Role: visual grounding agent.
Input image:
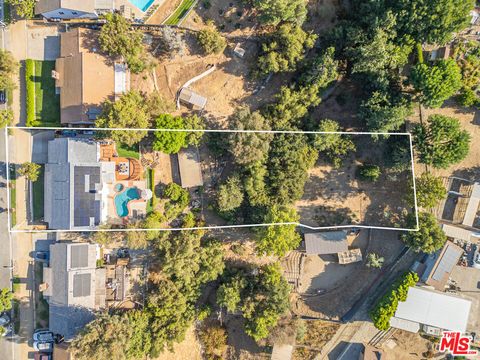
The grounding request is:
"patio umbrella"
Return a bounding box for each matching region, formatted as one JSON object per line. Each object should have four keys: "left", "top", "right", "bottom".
{"left": 141, "top": 189, "right": 153, "bottom": 200}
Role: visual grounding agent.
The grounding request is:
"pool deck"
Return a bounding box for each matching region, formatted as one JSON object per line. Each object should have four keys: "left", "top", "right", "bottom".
{"left": 107, "top": 181, "right": 148, "bottom": 224}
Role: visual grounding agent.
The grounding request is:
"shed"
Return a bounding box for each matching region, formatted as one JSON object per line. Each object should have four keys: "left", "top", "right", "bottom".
{"left": 234, "top": 43, "right": 246, "bottom": 58}
{"left": 304, "top": 231, "right": 348, "bottom": 255}
{"left": 391, "top": 286, "right": 472, "bottom": 333}
{"left": 338, "top": 248, "right": 362, "bottom": 264}
{"left": 179, "top": 87, "right": 207, "bottom": 110}
{"left": 463, "top": 182, "right": 480, "bottom": 227}
{"left": 177, "top": 147, "right": 203, "bottom": 188}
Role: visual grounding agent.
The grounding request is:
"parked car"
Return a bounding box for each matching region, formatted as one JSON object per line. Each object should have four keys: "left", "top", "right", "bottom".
{"left": 0, "top": 312, "right": 10, "bottom": 327}
{"left": 59, "top": 130, "right": 77, "bottom": 137}
{"left": 34, "top": 251, "right": 49, "bottom": 264}
{"left": 34, "top": 353, "right": 52, "bottom": 360}
{"left": 33, "top": 330, "right": 54, "bottom": 342}
{"left": 0, "top": 90, "right": 6, "bottom": 104}
{"left": 33, "top": 341, "right": 53, "bottom": 352}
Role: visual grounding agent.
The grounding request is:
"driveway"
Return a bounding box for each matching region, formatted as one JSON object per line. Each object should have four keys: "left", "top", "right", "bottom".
{"left": 27, "top": 23, "right": 60, "bottom": 60}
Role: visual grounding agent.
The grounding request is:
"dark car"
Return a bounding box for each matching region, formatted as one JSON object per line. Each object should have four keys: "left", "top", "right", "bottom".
{"left": 34, "top": 251, "right": 49, "bottom": 264}
{"left": 0, "top": 90, "right": 6, "bottom": 104}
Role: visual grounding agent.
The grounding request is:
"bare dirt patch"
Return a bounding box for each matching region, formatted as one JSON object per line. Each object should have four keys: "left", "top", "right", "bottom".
{"left": 381, "top": 330, "right": 434, "bottom": 359}
{"left": 146, "top": 0, "right": 182, "bottom": 24}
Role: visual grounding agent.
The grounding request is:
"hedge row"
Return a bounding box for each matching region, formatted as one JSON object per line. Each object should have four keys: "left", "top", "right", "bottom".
{"left": 25, "top": 59, "right": 35, "bottom": 127}
{"left": 370, "top": 271, "right": 419, "bottom": 330}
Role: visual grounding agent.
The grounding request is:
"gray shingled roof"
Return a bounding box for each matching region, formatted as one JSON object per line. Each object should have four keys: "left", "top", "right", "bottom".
{"left": 44, "top": 138, "right": 104, "bottom": 230}
{"left": 304, "top": 231, "right": 348, "bottom": 255}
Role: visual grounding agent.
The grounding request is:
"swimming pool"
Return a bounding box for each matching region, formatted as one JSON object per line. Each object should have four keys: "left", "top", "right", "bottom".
{"left": 128, "top": 0, "right": 155, "bottom": 12}
{"left": 115, "top": 187, "right": 140, "bottom": 217}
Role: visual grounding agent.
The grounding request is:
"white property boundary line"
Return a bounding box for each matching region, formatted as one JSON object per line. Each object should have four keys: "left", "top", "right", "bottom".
{"left": 5, "top": 127, "right": 420, "bottom": 233}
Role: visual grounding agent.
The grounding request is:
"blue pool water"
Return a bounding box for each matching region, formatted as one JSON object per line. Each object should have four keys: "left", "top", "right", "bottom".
{"left": 128, "top": 0, "right": 155, "bottom": 12}
{"left": 115, "top": 187, "right": 140, "bottom": 217}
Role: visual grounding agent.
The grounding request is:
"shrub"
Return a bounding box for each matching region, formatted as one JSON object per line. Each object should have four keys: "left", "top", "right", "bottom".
{"left": 197, "top": 22, "right": 226, "bottom": 55}
{"left": 358, "top": 164, "right": 381, "bottom": 182}
{"left": 370, "top": 271, "right": 419, "bottom": 330}
{"left": 199, "top": 324, "right": 227, "bottom": 360}
{"left": 25, "top": 59, "right": 35, "bottom": 127}
{"left": 163, "top": 183, "right": 189, "bottom": 207}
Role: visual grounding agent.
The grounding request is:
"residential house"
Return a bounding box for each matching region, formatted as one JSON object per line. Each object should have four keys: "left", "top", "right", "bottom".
{"left": 390, "top": 286, "right": 472, "bottom": 336}
{"left": 304, "top": 231, "right": 349, "bottom": 255}
{"left": 42, "top": 242, "right": 105, "bottom": 340}
{"left": 412, "top": 241, "right": 464, "bottom": 291}
{"left": 53, "top": 28, "right": 129, "bottom": 125}
{"left": 35, "top": 0, "right": 144, "bottom": 20}
{"left": 44, "top": 137, "right": 115, "bottom": 230}
{"left": 44, "top": 137, "right": 148, "bottom": 230}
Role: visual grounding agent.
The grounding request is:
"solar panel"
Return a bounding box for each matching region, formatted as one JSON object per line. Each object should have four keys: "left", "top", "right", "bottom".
{"left": 73, "top": 273, "right": 91, "bottom": 297}
{"left": 70, "top": 245, "right": 89, "bottom": 269}
{"left": 432, "top": 245, "right": 462, "bottom": 281}
{"left": 73, "top": 166, "right": 101, "bottom": 227}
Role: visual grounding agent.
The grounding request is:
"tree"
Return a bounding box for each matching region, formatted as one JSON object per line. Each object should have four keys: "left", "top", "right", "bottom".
{"left": 217, "top": 274, "right": 246, "bottom": 312}
{"left": 229, "top": 107, "right": 273, "bottom": 165}
{"left": 0, "top": 288, "right": 12, "bottom": 313}
{"left": 266, "top": 134, "right": 318, "bottom": 205}
{"left": 413, "top": 114, "right": 470, "bottom": 169}
{"left": 9, "top": 0, "right": 35, "bottom": 18}
{"left": 360, "top": 91, "right": 412, "bottom": 132}
{"left": 256, "top": 205, "right": 301, "bottom": 256}
{"left": 184, "top": 114, "right": 205, "bottom": 146}
{"left": 243, "top": 161, "right": 270, "bottom": 207}
{"left": 199, "top": 325, "right": 228, "bottom": 360}
{"left": 313, "top": 119, "right": 356, "bottom": 168}
{"left": 257, "top": 24, "right": 317, "bottom": 76}
{"left": 410, "top": 173, "right": 447, "bottom": 209}
{"left": 370, "top": 271, "right": 419, "bottom": 330}
{"left": 388, "top": 0, "right": 474, "bottom": 44}
{"left": 153, "top": 114, "right": 187, "bottom": 154}
{"left": 96, "top": 91, "right": 149, "bottom": 146}
{"left": 197, "top": 22, "right": 226, "bottom": 55}
{"left": 0, "top": 50, "right": 19, "bottom": 93}
{"left": 217, "top": 176, "right": 244, "bottom": 212}
{"left": 267, "top": 84, "right": 321, "bottom": 130}
{"left": 99, "top": 13, "right": 147, "bottom": 73}
{"left": 253, "top": 0, "right": 307, "bottom": 26}
{"left": 410, "top": 59, "right": 462, "bottom": 108}
{"left": 300, "top": 47, "right": 339, "bottom": 87}
{"left": 358, "top": 164, "right": 381, "bottom": 182}
{"left": 366, "top": 253, "right": 384, "bottom": 268}
{"left": 217, "top": 264, "right": 290, "bottom": 341}
{"left": 145, "top": 91, "right": 175, "bottom": 117}
{"left": 402, "top": 212, "right": 446, "bottom": 253}
{"left": 158, "top": 27, "right": 187, "bottom": 57}
{"left": 17, "top": 162, "right": 40, "bottom": 182}
{"left": 0, "top": 110, "right": 13, "bottom": 128}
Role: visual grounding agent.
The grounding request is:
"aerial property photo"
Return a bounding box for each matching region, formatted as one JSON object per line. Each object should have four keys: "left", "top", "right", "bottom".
{"left": 0, "top": 0, "right": 480, "bottom": 359}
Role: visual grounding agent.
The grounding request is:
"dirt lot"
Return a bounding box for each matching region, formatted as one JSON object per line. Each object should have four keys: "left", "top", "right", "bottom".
{"left": 293, "top": 230, "right": 406, "bottom": 319}
{"left": 152, "top": 325, "right": 202, "bottom": 360}
{"left": 296, "top": 135, "right": 413, "bottom": 229}
{"left": 381, "top": 330, "right": 435, "bottom": 359}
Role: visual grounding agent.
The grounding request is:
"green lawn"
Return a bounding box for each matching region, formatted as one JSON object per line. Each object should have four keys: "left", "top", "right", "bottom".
{"left": 164, "top": 0, "right": 196, "bottom": 25}
{"left": 117, "top": 143, "right": 140, "bottom": 159}
{"left": 31, "top": 60, "right": 60, "bottom": 126}
{"left": 9, "top": 166, "right": 16, "bottom": 227}
{"left": 32, "top": 165, "right": 44, "bottom": 221}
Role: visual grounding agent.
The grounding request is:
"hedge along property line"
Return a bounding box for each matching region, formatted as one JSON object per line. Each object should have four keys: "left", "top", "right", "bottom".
{"left": 370, "top": 271, "right": 419, "bottom": 330}
{"left": 25, "top": 59, "right": 35, "bottom": 127}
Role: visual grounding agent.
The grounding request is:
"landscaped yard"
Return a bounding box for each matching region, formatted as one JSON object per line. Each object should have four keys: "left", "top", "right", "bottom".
{"left": 32, "top": 165, "right": 45, "bottom": 221}
{"left": 164, "top": 0, "right": 196, "bottom": 25}
{"left": 9, "top": 165, "right": 16, "bottom": 227}
{"left": 117, "top": 143, "right": 140, "bottom": 159}
{"left": 26, "top": 60, "right": 60, "bottom": 127}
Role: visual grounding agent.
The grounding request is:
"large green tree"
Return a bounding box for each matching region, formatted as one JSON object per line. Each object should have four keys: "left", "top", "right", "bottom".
{"left": 197, "top": 22, "right": 227, "bottom": 54}
{"left": 257, "top": 24, "right": 317, "bottom": 76}
{"left": 153, "top": 114, "right": 187, "bottom": 154}
{"left": 253, "top": 0, "right": 307, "bottom": 26}
{"left": 402, "top": 212, "right": 446, "bottom": 253}
{"left": 410, "top": 173, "right": 447, "bottom": 209}
{"left": 17, "top": 162, "right": 41, "bottom": 182}
{"left": 99, "top": 13, "right": 147, "bottom": 73}
{"left": 413, "top": 114, "right": 470, "bottom": 169}
{"left": 96, "top": 91, "right": 149, "bottom": 146}
{"left": 410, "top": 59, "right": 462, "bottom": 108}
{"left": 314, "top": 119, "right": 356, "bottom": 168}
{"left": 217, "top": 175, "right": 244, "bottom": 212}
{"left": 0, "top": 288, "right": 12, "bottom": 313}
{"left": 266, "top": 134, "right": 318, "bottom": 205}
{"left": 256, "top": 205, "right": 301, "bottom": 256}
{"left": 388, "top": 0, "right": 474, "bottom": 44}
{"left": 0, "top": 50, "right": 19, "bottom": 93}
{"left": 229, "top": 107, "right": 273, "bottom": 165}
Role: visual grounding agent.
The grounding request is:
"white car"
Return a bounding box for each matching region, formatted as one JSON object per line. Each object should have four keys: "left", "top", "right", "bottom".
{"left": 33, "top": 330, "right": 54, "bottom": 342}
{"left": 33, "top": 341, "right": 53, "bottom": 352}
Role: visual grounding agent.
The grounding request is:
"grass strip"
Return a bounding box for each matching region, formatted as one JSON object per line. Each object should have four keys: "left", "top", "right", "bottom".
{"left": 164, "top": 0, "right": 196, "bottom": 25}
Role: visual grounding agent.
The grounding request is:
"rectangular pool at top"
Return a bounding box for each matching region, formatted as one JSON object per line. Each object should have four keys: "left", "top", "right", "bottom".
{"left": 128, "top": 0, "right": 155, "bottom": 12}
